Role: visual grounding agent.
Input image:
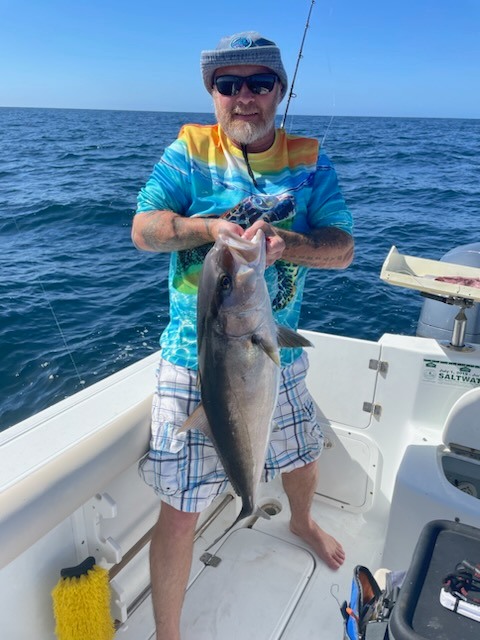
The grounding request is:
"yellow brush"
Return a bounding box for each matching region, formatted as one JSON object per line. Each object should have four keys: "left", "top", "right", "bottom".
{"left": 52, "top": 556, "right": 115, "bottom": 640}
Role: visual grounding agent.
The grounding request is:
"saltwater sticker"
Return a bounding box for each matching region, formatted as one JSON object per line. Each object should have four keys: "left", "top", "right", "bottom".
{"left": 423, "top": 359, "right": 480, "bottom": 388}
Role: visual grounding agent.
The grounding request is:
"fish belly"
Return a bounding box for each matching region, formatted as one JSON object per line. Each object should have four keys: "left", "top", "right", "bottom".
{"left": 201, "top": 337, "right": 279, "bottom": 513}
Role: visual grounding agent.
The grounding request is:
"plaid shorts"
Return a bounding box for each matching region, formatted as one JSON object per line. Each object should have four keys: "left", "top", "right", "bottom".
{"left": 139, "top": 351, "right": 324, "bottom": 512}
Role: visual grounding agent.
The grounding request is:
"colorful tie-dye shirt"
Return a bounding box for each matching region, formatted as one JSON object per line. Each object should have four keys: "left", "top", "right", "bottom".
{"left": 136, "top": 123, "right": 353, "bottom": 368}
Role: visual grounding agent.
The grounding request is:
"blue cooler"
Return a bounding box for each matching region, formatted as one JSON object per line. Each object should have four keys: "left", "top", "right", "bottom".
{"left": 389, "top": 519, "right": 480, "bottom": 639}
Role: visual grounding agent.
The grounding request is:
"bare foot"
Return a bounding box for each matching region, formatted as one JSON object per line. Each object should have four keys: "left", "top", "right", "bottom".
{"left": 290, "top": 519, "right": 345, "bottom": 570}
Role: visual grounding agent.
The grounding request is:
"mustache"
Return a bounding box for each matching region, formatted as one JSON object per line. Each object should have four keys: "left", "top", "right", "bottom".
{"left": 232, "top": 108, "right": 259, "bottom": 116}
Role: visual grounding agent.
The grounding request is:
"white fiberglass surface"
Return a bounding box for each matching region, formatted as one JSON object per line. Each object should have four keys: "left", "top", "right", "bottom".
{"left": 122, "top": 484, "right": 386, "bottom": 640}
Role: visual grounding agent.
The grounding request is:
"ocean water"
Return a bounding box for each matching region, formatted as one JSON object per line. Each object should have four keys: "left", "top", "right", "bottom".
{"left": 1, "top": 107, "right": 479, "bottom": 430}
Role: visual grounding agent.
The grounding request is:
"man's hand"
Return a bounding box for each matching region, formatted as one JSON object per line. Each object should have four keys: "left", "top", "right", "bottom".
{"left": 209, "top": 218, "right": 244, "bottom": 242}
{"left": 242, "top": 220, "right": 285, "bottom": 266}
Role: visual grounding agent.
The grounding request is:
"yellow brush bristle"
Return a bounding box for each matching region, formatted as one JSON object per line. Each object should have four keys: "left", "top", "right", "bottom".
{"left": 52, "top": 564, "right": 115, "bottom": 640}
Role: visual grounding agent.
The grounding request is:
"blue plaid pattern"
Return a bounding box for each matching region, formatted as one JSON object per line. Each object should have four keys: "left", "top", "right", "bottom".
{"left": 138, "top": 352, "right": 324, "bottom": 512}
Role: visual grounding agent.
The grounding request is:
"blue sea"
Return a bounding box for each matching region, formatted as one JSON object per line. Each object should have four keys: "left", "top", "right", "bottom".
{"left": 1, "top": 107, "right": 479, "bottom": 431}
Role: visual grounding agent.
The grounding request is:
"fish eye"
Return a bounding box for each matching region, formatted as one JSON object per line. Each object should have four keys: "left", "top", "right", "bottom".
{"left": 219, "top": 274, "right": 232, "bottom": 290}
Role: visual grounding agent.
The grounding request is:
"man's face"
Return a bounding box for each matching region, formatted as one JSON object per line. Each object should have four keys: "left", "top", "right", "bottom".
{"left": 212, "top": 65, "right": 283, "bottom": 150}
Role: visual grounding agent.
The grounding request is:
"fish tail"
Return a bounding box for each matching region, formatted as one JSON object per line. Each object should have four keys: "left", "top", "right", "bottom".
{"left": 203, "top": 503, "right": 271, "bottom": 552}
{"left": 253, "top": 505, "right": 271, "bottom": 521}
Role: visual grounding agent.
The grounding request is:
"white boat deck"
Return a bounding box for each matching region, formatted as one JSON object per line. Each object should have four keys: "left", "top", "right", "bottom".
{"left": 118, "top": 482, "right": 387, "bottom": 640}
{"left": 2, "top": 330, "right": 480, "bottom": 639}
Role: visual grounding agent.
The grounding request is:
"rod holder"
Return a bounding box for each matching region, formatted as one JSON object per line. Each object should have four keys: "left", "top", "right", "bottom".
{"left": 450, "top": 307, "right": 468, "bottom": 349}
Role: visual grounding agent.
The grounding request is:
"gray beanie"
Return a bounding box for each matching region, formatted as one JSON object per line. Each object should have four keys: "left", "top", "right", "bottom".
{"left": 201, "top": 31, "right": 288, "bottom": 101}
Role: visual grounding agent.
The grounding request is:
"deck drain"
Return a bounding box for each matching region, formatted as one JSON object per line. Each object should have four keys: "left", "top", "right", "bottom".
{"left": 261, "top": 501, "right": 282, "bottom": 516}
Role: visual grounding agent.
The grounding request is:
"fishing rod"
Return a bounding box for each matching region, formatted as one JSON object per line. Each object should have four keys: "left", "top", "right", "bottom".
{"left": 281, "top": 0, "right": 316, "bottom": 128}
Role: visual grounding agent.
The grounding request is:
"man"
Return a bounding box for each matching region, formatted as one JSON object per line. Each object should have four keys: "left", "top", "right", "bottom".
{"left": 132, "top": 31, "right": 354, "bottom": 640}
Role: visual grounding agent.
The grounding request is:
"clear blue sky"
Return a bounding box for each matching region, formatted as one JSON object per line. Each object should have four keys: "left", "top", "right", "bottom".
{"left": 1, "top": 0, "right": 479, "bottom": 118}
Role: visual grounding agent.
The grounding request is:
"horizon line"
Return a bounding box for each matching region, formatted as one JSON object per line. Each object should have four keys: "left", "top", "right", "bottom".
{"left": 1, "top": 105, "right": 479, "bottom": 121}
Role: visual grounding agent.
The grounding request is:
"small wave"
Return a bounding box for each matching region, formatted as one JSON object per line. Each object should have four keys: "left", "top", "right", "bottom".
{"left": 2, "top": 108, "right": 479, "bottom": 432}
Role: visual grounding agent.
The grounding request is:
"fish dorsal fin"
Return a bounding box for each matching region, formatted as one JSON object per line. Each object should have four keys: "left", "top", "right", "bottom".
{"left": 178, "top": 402, "right": 213, "bottom": 440}
{"left": 252, "top": 334, "right": 280, "bottom": 366}
{"left": 276, "top": 325, "right": 313, "bottom": 348}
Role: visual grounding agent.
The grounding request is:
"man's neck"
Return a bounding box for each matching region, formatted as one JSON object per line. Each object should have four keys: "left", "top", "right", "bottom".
{"left": 231, "top": 128, "right": 276, "bottom": 153}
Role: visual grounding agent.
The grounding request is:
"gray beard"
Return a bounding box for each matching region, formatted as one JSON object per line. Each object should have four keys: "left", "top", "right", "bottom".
{"left": 215, "top": 106, "right": 275, "bottom": 146}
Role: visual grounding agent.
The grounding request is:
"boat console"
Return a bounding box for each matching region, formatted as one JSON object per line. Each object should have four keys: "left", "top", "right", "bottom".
{"left": 380, "top": 247, "right": 480, "bottom": 572}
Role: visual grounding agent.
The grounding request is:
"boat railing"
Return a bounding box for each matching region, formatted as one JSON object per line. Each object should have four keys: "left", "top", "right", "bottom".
{"left": 0, "top": 351, "right": 160, "bottom": 570}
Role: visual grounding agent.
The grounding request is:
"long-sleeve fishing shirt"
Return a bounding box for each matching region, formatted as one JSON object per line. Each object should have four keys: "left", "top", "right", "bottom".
{"left": 136, "top": 123, "right": 353, "bottom": 368}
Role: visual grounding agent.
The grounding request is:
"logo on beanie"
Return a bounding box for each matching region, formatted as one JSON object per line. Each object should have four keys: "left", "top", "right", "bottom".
{"left": 230, "top": 36, "right": 253, "bottom": 49}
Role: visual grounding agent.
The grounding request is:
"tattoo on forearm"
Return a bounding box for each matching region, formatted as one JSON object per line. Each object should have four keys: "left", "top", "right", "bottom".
{"left": 280, "top": 228, "right": 354, "bottom": 268}
{"left": 285, "top": 246, "right": 354, "bottom": 266}
{"left": 143, "top": 213, "right": 165, "bottom": 251}
{"left": 141, "top": 212, "right": 214, "bottom": 252}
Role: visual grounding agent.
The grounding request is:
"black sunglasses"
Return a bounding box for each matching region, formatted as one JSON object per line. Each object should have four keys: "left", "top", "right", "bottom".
{"left": 214, "top": 73, "right": 278, "bottom": 96}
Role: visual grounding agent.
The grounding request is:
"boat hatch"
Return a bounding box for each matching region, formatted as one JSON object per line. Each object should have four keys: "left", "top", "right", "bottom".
{"left": 314, "top": 429, "right": 378, "bottom": 511}
{"left": 302, "top": 330, "right": 382, "bottom": 430}
{"left": 180, "top": 528, "right": 314, "bottom": 639}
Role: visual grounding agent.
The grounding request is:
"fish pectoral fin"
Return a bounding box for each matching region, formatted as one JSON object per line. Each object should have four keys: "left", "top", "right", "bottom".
{"left": 178, "top": 402, "right": 212, "bottom": 439}
{"left": 251, "top": 334, "right": 281, "bottom": 366}
{"left": 276, "top": 325, "right": 313, "bottom": 348}
{"left": 195, "top": 369, "right": 202, "bottom": 392}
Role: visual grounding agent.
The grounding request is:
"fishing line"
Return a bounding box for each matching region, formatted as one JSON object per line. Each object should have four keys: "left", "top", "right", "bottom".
{"left": 320, "top": 10, "right": 337, "bottom": 148}
{"left": 12, "top": 216, "right": 85, "bottom": 387}
{"left": 321, "top": 113, "right": 335, "bottom": 149}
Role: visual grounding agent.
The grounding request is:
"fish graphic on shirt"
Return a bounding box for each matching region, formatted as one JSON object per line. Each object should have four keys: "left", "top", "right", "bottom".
{"left": 173, "top": 193, "right": 299, "bottom": 310}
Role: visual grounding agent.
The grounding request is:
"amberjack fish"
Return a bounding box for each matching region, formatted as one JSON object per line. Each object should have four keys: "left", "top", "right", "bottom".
{"left": 180, "top": 229, "right": 312, "bottom": 545}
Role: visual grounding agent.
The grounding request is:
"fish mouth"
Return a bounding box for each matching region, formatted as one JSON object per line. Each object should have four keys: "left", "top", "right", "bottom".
{"left": 214, "top": 230, "right": 266, "bottom": 296}
{"left": 217, "top": 230, "right": 264, "bottom": 267}
{"left": 218, "top": 245, "right": 256, "bottom": 287}
{"left": 235, "top": 263, "right": 256, "bottom": 287}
